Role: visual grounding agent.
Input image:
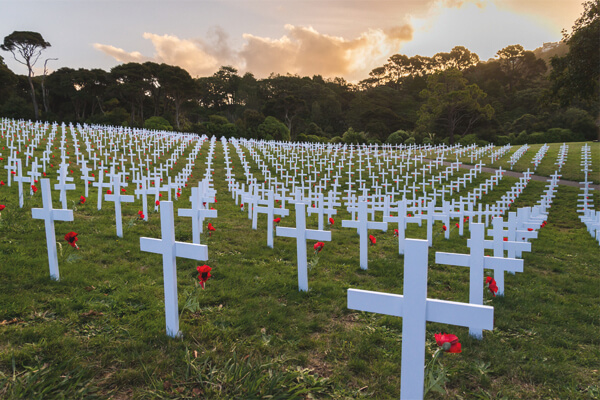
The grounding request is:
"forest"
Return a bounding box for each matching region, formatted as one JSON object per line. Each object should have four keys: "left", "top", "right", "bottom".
{"left": 0, "top": 1, "right": 597, "bottom": 145}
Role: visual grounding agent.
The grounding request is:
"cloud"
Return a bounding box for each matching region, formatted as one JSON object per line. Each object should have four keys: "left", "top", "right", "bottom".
{"left": 94, "top": 24, "right": 412, "bottom": 81}
{"left": 93, "top": 43, "right": 149, "bottom": 64}
{"left": 240, "top": 24, "right": 413, "bottom": 80}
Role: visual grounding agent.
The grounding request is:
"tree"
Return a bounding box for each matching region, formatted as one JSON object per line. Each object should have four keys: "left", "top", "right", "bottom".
{"left": 550, "top": 0, "right": 599, "bottom": 109}
{"left": 158, "top": 64, "right": 195, "bottom": 130}
{"left": 417, "top": 68, "right": 494, "bottom": 144}
{"left": 496, "top": 45, "right": 546, "bottom": 92}
{"left": 258, "top": 116, "right": 290, "bottom": 141}
{"left": 1, "top": 31, "right": 51, "bottom": 120}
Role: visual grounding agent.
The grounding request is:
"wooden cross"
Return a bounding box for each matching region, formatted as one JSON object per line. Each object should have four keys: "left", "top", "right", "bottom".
{"left": 140, "top": 201, "right": 209, "bottom": 337}
{"left": 31, "top": 179, "right": 74, "bottom": 280}
{"left": 348, "top": 238, "right": 493, "bottom": 400}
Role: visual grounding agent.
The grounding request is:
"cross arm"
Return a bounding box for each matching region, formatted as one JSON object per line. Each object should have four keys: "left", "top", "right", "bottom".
{"left": 276, "top": 226, "right": 298, "bottom": 239}
{"left": 426, "top": 299, "right": 494, "bottom": 330}
{"left": 140, "top": 237, "right": 163, "bottom": 254}
{"left": 175, "top": 242, "right": 208, "bottom": 260}
{"left": 435, "top": 252, "right": 470, "bottom": 267}
{"left": 306, "top": 230, "right": 332, "bottom": 241}
{"left": 348, "top": 289, "right": 403, "bottom": 317}
{"left": 483, "top": 257, "right": 523, "bottom": 273}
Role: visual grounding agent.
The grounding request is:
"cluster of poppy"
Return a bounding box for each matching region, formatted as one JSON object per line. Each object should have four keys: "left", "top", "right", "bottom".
{"left": 197, "top": 265, "right": 211, "bottom": 289}
{"left": 485, "top": 276, "right": 498, "bottom": 296}
{"left": 64, "top": 231, "right": 79, "bottom": 249}
{"left": 31, "top": 185, "right": 38, "bottom": 193}
{"left": 369, "top": 235, "right": 376, "bottom": 245}
{"left": 137, "top": 210, "right": 145, "bottom": 220}
{"left": 314, "top": 242, "right": 324, "bottom": 253}
{"left": 79, "top": 195, "right": 86, "bottom": 205}
{"left": 435, "top": 333, "right": 462, "bottom": 353}
{"left": 207, "top": 223, "right": 216, "bottom": 236}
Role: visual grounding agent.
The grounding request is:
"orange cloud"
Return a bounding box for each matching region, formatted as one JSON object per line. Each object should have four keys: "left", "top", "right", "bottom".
{"left": 94, "top": 24, "right": 412, "bottom": 81}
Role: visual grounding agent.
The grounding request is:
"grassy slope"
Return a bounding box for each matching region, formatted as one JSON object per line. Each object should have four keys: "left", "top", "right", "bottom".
{"left": 0, "top": 137, "right": 599, "bottom": 399}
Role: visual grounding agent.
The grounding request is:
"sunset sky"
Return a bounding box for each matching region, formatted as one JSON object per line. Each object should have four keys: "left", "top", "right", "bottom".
{"left": 1, "top": 0, "right": 584, "bottom": 82}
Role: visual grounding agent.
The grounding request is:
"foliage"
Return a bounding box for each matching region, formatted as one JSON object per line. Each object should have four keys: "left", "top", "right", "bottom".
{"left": 258, "top": 116, "right": 290, "bottom": 141}
{"left": 341, "top": 127, "right": 367, "bottom": 144}
{"left": 144, "top": 116, "right": 173, "bottom": 131}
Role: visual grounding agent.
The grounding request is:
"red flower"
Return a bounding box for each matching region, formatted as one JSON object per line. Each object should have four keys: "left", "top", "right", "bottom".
{"left": 155, "top": 200, "right": 160, "bottom": 206}
{"left": 0, "top": 204, "right": 5, "bottom": 212}
{"left": 442, "top": 225, "right": 447, "bottom": 231}
{"left": 486, "top": 276, "right": 498, "bottom": 296}
{"left": 273, "top": 217, "right": 281, "bottom": 224}
{"left": 64, "top": 231, "right": 79, "bottom": 249}
{"left": 314, "top": 242, "right": 324, "bottom": 253}
{"left": 435, "top": 333, "right": 462, "bottom": 353}
{"left": 503, "top": 237, "right": 508, "bottom": 242}
{"left": 393, "top": 228, "right": 399, "bottom": 237}
{"left": 79, "top": 195, "right": 86, "bottom": 204}
{"left": 1, "top": 181, "right": 5, "bottom": 186}
{"left": 121, "top": 188, "right": 126, "bottom": 193}
{"left": 207, "top": 223, "right": 216, "bottom": 236}
{"left": 197, "top": 264, "right": 212, "bottom": 289}
{"left": 107, "top": 189, "right": 112, "bottom": 195}
{"left": 407, "top": 213, "right": 412, "bottom": 217}
{"left": 455, "top": 223, "right": 460, "bottom": 228}
{"left": 31, "top": 185, "right": 38, "bottom": 193}
{"left": 369, "top": 235, "right": 376, "bottom": 246}
{"left": 527, "top": 228, "right": 533, "bottom": 231}
{"left": 329, "top": 217, "right": 335, "bottom": 226}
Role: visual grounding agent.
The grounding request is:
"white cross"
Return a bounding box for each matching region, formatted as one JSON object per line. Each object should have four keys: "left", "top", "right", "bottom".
{"left": 105, "top": 173, "right": 134, "bottom": 238}
{"left": 342, "top": 201, "right": 387, "bottom": 270}
{"left": 254, "top": 190, "right": 290, "bottom": 248}
{"left": 348, "top": 239, "right": 493, "bottom": 400}
{"left": 276, "top": 202, "right": 331, "bottom": 291}
{"left": 54, "top": 164, "right": 76, "bottom": 209}
{"left": 31, "top": 179, "right": 74, "bottom": 280}
{"left": 92, "top": 168, "right": 111, "bottom": 210}
{"left": 140, "top": 201, "right": 209, "bottom": 337}
{"left": 435, "top": 223, "right": 521, "bottom": 338}
{"left": 178, "top": 186, "right": 218, "bottom": 244}
{"left": 13, "top": 159, "right": 31, "bottom": 208}
{"left": 384, "top": 199, "right": 421, "bottom": 255}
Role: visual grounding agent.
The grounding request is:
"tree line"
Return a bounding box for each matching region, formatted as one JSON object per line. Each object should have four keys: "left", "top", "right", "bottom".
{"left": 0, "top": 0, "right": 597, "bottom": 144}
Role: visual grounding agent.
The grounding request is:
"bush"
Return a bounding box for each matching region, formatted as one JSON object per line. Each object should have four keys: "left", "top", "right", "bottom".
{"left": 342, "top": 128, "right": 367, "bottom": 144}
{"left": 458, "top": 134, "right": 478, "bottom": 145}
{"left": 258, "top": 116, "right": 290, "bottom": 141}
{"left": 387, "top": 130, "right": 410, "bottom": 145}
{"left": 528, "top": 132, "right": 546, "bottom": 144}
{"left": 514, "top": 130, "right": 529, "bottom": 144}
{"left": 330, "top": 136, "right": 343, "bottom": 144}
{"left": 144, "top": 116, "right": 173, "bottom": 131}
{"left": 496, "top": 135, "right": 511, "bottom": 145}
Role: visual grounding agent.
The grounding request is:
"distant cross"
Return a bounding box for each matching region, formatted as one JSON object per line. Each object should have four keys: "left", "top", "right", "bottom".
{"left": 105, "top": 173, "right": 134, "bottom": 238}
{"left": 31, "top": 179, "right": 74, "bottom": 280}
{"left": 342, "top": 201, "right": 387, "bottom": 270}
{"left": 140, "top": 201, "right": 209, "bottom": 338}
{"left": 254, "top": 190, "right": 290, "bottom": 248}
{"left": 276, "top": 202, "right": 331, "bottom": 291}
{"left": 348, "top": 239, "right": 493, "bottom": 400}
{"left": 178, "top": 186, "right": 217, "bottom": 244}
{"left": 54, "top": 164, "right": 76, "bottom": 209}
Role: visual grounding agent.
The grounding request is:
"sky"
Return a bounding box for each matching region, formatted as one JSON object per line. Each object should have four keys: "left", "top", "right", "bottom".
{"left": 0, "top": 0, "right": 584, "bottom": 82}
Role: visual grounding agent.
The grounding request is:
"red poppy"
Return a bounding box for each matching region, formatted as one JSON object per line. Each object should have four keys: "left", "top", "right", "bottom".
{"left": 155, "top": 200, "right": 160, "bottom": 206}
{"left": 442, "top": 225, "right": 447, "bottom": 231}
{"left": 31, "top": 185, "right": 38, "bottom": 193}
{"left": 503, "top": 237, "right": 508, "bottom": 242}
{"left": 314, "top": 242, "right": 324, "bottom": 253}
{"left": 486, "top": 276, "right": 498, "bottom": 296}
{"left": 527, "top": 228, "right": 533, "bottom": 231}
{"left": 64, "top": 231, "right": 79, "bottom": 249}
{"left": 273, "top": 217, "right": 281, "bottom": 224}
{"left": 107, "top": 189, "right": 112, "bottom": 195}
{"left": 207, "top": 223, "right": 216, "bottom": 236}
{"left": 369, "top": 235, "right": 376, "bottom": 246}
{"left": 197, "top": 264, "right": 212, "bottom": 289}
{"left": 434, "top": 333, "right": 462, "bottom": 353}
{"left": 11, "top": 171, "right": 15, "bottom": 175}
{"left": 79, "top": 195, "right": 86, "bottom": 204}
{"left": 407, "top": 213, "right": 412, "bottom": 217}
{"left": 455, "top": 223, "right": 460, "bottom": 228}
{"left": 0, "top": 204, "right": 5, "bottom": 212}
{"left": 121, "top": 188, "right": 126, "bottom": 193}
{"left": 0, "top": 181, "right": 4, "bottom": 186}
{"left": 329, "top": 217, "right": 335, "bottom": 225}
{"left": 393, "top": 228, "right": 399, "bottom": 237}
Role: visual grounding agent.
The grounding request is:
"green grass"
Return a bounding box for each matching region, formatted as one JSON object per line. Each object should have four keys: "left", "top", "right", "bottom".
{"left": 0, "top": 137, "right": 599, "bottom": 399}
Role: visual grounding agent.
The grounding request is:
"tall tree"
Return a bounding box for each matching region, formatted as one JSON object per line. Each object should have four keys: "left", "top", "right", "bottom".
{"left": 550, "top": 0, "right": 599, "bottom": 109}
{"left": 417, "top": 68, "right": 494, "bottom": 144}
{"left": 1, "top": 31, "right": 51, "bottom": 120}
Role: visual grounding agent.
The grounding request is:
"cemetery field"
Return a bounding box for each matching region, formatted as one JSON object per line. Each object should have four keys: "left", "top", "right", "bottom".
{"left": 0, "top": 126, "right": 599, "bottom": 399}
{"left": 457, "top": 141, "right": 600, "bottom": 185}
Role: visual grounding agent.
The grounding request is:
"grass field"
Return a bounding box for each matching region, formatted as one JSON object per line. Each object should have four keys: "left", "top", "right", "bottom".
{"left": 0, "top": 137, "right": 599, "bottom": 399}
